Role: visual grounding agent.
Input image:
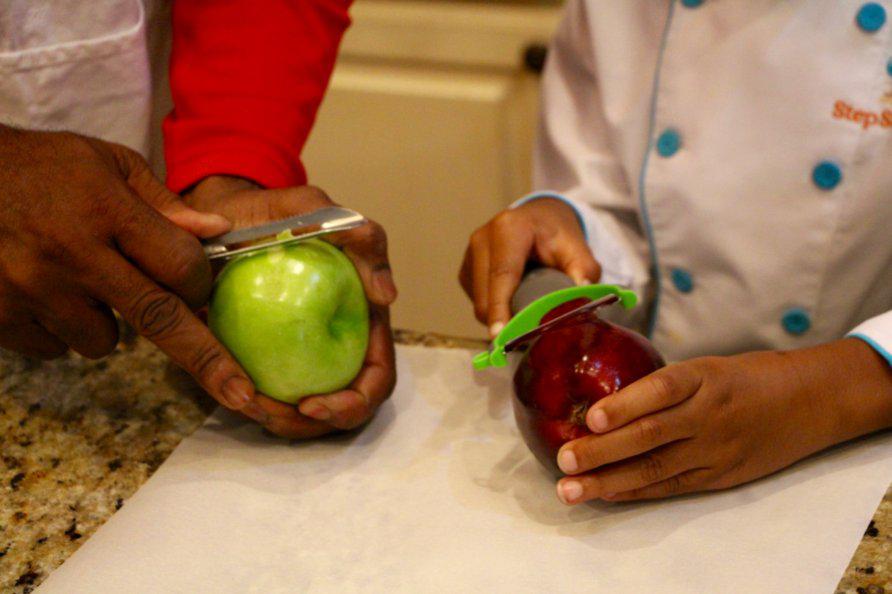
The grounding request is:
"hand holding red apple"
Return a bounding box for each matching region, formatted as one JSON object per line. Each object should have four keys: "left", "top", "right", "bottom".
{"left": 555, "top": 338, "right": 892, "bottom": 505}
{"left": 186, "top": 176, "right": 397, "bottom": 438}
{"left": 512, "top": 298, "right": 664, "bottom": 475}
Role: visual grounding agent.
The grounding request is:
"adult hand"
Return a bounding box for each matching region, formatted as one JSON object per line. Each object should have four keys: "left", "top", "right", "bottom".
{"left": 185, "top": 175, "right": 397, "bottom": 438}
{"left": 459, "top": 198, "right": 600, "bottom": 338}
{"left": 554, "top": 338, "right": 892, "bottom": 504}
{"left": 0, "top": 126, "right": 269, "bottom": 421}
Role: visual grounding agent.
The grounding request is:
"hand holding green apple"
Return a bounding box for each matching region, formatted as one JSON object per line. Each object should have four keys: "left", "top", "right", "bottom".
{"left": 187, "top": 177, "right": 397, "bottom": 438}
{"left": 209, "top": 238, "right": 369, "bottom": 403}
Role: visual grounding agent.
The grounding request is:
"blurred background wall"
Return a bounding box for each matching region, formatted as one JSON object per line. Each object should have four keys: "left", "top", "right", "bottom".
{"left": 303, "top": 0, "right": 563, "bottom": 339}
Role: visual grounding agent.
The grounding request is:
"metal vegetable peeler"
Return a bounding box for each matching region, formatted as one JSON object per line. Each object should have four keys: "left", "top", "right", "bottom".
{"left": 472, "top": 284, "right": 639, "bottom": 370}
{"left": 202, "top": 206, "right": 367, "bottom": 261}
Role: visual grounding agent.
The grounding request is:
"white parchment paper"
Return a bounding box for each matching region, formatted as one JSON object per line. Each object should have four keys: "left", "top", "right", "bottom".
{"left": 38, "top": 345, "right": 891, "bottom": 593}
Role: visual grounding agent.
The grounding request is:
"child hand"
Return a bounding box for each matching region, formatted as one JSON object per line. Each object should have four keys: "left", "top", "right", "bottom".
{"left": 459, "top": 198, "right": 600, "bottom": 338}
{"left": 554, "top": 339, "right": 892, "bottom": 504}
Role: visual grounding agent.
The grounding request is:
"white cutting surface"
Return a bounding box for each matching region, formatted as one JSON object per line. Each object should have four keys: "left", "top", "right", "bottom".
{"left": 38, "top": 345, "right": 891, "bottom": 593}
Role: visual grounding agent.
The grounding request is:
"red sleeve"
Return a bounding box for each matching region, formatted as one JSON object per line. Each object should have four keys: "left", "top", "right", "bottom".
{"left": 163, "top": 0, "right": 351, "bottom": 193}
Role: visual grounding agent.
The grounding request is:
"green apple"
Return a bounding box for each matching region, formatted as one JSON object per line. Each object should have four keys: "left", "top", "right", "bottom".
{"left": 208, "top": 238, "right": 369, "bottom": 404}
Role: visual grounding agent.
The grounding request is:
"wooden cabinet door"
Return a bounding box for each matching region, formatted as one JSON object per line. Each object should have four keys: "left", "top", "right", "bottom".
{"left": 303, "top": 1, "right": 561, "bottom": 338}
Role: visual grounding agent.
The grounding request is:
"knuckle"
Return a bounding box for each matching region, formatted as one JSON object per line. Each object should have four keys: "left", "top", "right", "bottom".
{"left": 458, "top": 265, "right": 470, "bottom": 291}
{"left": 712, "top": 385, "right": 734, "bottom": 414}
{"left": 583, "top": 475, "right": 602, "bottom": 496}
{"left": 78, "top": 321, "right": 119, "bottom": 359}
{"left": 636, "top": 417, "right": 664, "bottom": 446}
{"left": 6, "top": 265, "right": 39, "bottom": 294}
{"left": 469, "top": 228, "right": 486, "bottom": 249}
{"left": 36, "top": 235, "right": 77, "bottom": 267}
{"left": 538, "top": 220, "right": 559, "bottom": 242}
{"left": 649, "top": 372, "right": 677, "bottom": 404}
{"left": 292, "top": 185, "right": 333, "bottom": 208}
{"left": 695, "top": 356, "right": 725, "bottom": 383}
{"left": 367, "top": 221, "right": 389, "bottom": 250}
{"left": 661, "top": 473, "right": 684, "bottom": 495}
{"left": 491, "top": 211, "right": 517, "bottom": 232}
{"left": 64, "top": 136, "right": 119, "bottom": 176}
{"left": 106, "top": 140, "right": 148, "bottom": 173}
{"left": 473, "top": 304, "right": 488, "bottom": 324}
{"left": 166, "top": 239, "right": 210, "bottom": 293}
{"left": 59, "top": 132, "right": 100, "bottom": 158}
{"left": 92, "top": 336, "right": 118, "bottom": 359}
{"left": 86, "top": 186, "right": 123, "bottom": 220}
{"left": 639, "top": 454, "right": 666, "bottom": 483}
{"left": 727, "top": 453, "right": 747, "bottom": 476}
{"left": 352, "top": 220, "right": 388, "bottom": 250}
{"left": 114, "top": 142, "right": 143, "bottom": 164}
{"left": 127, "top": 289, "right": 184, "bottom": 339}
{"left": 570, "top": 441, "right": 593, "bottom": 468}
{"left": 189, "top": 342, "right": 226, "bottom": 382}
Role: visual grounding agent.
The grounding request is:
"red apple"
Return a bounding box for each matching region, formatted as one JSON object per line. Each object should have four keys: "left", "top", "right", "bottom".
{"left": 512, "top": 298, "right": 665, "bottom": 475}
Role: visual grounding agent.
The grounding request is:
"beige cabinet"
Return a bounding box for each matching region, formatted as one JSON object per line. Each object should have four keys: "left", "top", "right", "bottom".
{"left": 303, "top": 0, "right": 562, "bottom": 338}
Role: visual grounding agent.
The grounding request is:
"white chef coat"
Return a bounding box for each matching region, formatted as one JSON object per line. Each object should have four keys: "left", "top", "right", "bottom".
{"left": 0, "top": 0, "right": 160, "bottom": 157}
{"left": 517, "top": 0, "right": 892, "bottom": 365}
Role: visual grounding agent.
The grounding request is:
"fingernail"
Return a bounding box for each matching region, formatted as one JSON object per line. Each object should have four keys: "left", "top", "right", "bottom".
{"left": 489, "top": 322, "right": 505, "bottom": 339}
{"left": 222, "top": 376, "right": 253, "bottom": 409}
{"left": 558, "top": 480, "right": 583, "bottom": 504}
{"left": 588, "top": 407, "right": 609, "bottom": 432}
{"left": 299, "top": 402, "right": 332, "bottom": 421}
{"left": 572, "top": 275, "right": 592, "bottom": 287}
{"left": 557, "top": 449, "right": 578, "bottom": 474}
{"left": 200, "top": 213, "right": 232, "bottom": 233}
{"left": 201, "top": 212, "right": 229, "bottom": 224}
{"left": 241, "top": 401, "right": 270, "bottom": 425}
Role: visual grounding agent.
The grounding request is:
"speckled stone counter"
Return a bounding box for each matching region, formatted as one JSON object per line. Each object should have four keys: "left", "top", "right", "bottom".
{"left": 1, "top": 330, "right": 889, "bottom": 593}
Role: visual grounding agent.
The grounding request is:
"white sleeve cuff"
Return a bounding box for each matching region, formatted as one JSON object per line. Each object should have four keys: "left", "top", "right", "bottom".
{"left": 511, "top": 190, "right": 639, "bottom": 289}
{"left": 848, "top": 311, "right": 892, "bottom": 366}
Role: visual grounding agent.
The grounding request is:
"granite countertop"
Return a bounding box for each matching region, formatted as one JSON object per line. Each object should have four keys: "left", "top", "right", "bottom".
{"left": 1, "top": 330, "right": 888, "bottom": 593}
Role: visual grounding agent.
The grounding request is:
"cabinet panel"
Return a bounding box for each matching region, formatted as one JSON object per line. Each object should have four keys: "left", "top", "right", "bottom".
{"left": 340, "top": 0, "right": 561, "bottom": 69}
{"left": 303, "top": 1, "right": 561, "bottom": 338}
{"left": 305, "top": 64, "right": 531, "bottom": 337}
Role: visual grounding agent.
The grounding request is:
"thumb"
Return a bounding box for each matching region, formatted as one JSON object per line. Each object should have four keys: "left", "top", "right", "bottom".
{"left": 112, "top": 144, "right": 232, "bottom": 238}
{"left": 156, "top": 197, "right": 233, "bottom": 239}
{"left": 555, "top": 236, "right": 601, "bottom": 286}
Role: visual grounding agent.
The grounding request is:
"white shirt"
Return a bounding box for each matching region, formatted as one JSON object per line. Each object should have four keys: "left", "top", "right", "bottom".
{"left": 0, "top": 0, "right": 158, "bottom": 156}
{"left": 518, "top": 0, "right": 892, "bottom": 365}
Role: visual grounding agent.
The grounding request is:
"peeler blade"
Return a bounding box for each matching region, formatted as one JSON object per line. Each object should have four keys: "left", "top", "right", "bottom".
{"left": 202, "top": 206, "right": 367, "bottom": 261}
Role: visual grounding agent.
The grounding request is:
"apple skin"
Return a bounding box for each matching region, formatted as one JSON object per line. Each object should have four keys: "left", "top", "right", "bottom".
{"left": 512, "top": 298, "right": 665, "bottom": 475}
{"left": 208, "top": 239, "right": 369, "bottom": 404}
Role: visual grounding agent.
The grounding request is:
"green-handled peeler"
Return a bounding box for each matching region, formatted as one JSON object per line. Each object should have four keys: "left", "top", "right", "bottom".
{"left": 472, "top": 284, "right": 638, "bottom": 370}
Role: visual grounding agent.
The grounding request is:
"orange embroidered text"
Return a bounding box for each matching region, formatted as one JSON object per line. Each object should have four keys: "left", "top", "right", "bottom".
{"left": 833, "top": 100, "right": 892, "bottom": 130}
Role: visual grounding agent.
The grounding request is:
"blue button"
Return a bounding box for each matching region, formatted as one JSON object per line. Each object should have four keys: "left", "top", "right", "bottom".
{"left": 887, "top": 58, "right": 892, "bottom": 76}
{"left": 670, "top": 268, "right": 694, "bottom": 293}
{"left": 857, "top": 3, "right": 886, "bottom": 32}
{"left": 682, "top": 0, "right": 704, "bottom": 7}
{"left": 656, "top": 129, "right": 682, "bottom": 157}
{"left": 782, "top": 308, "right": 811, "bottom": 336}
{"left": 812, "top": 161, "right": 842, "bottom": 190}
